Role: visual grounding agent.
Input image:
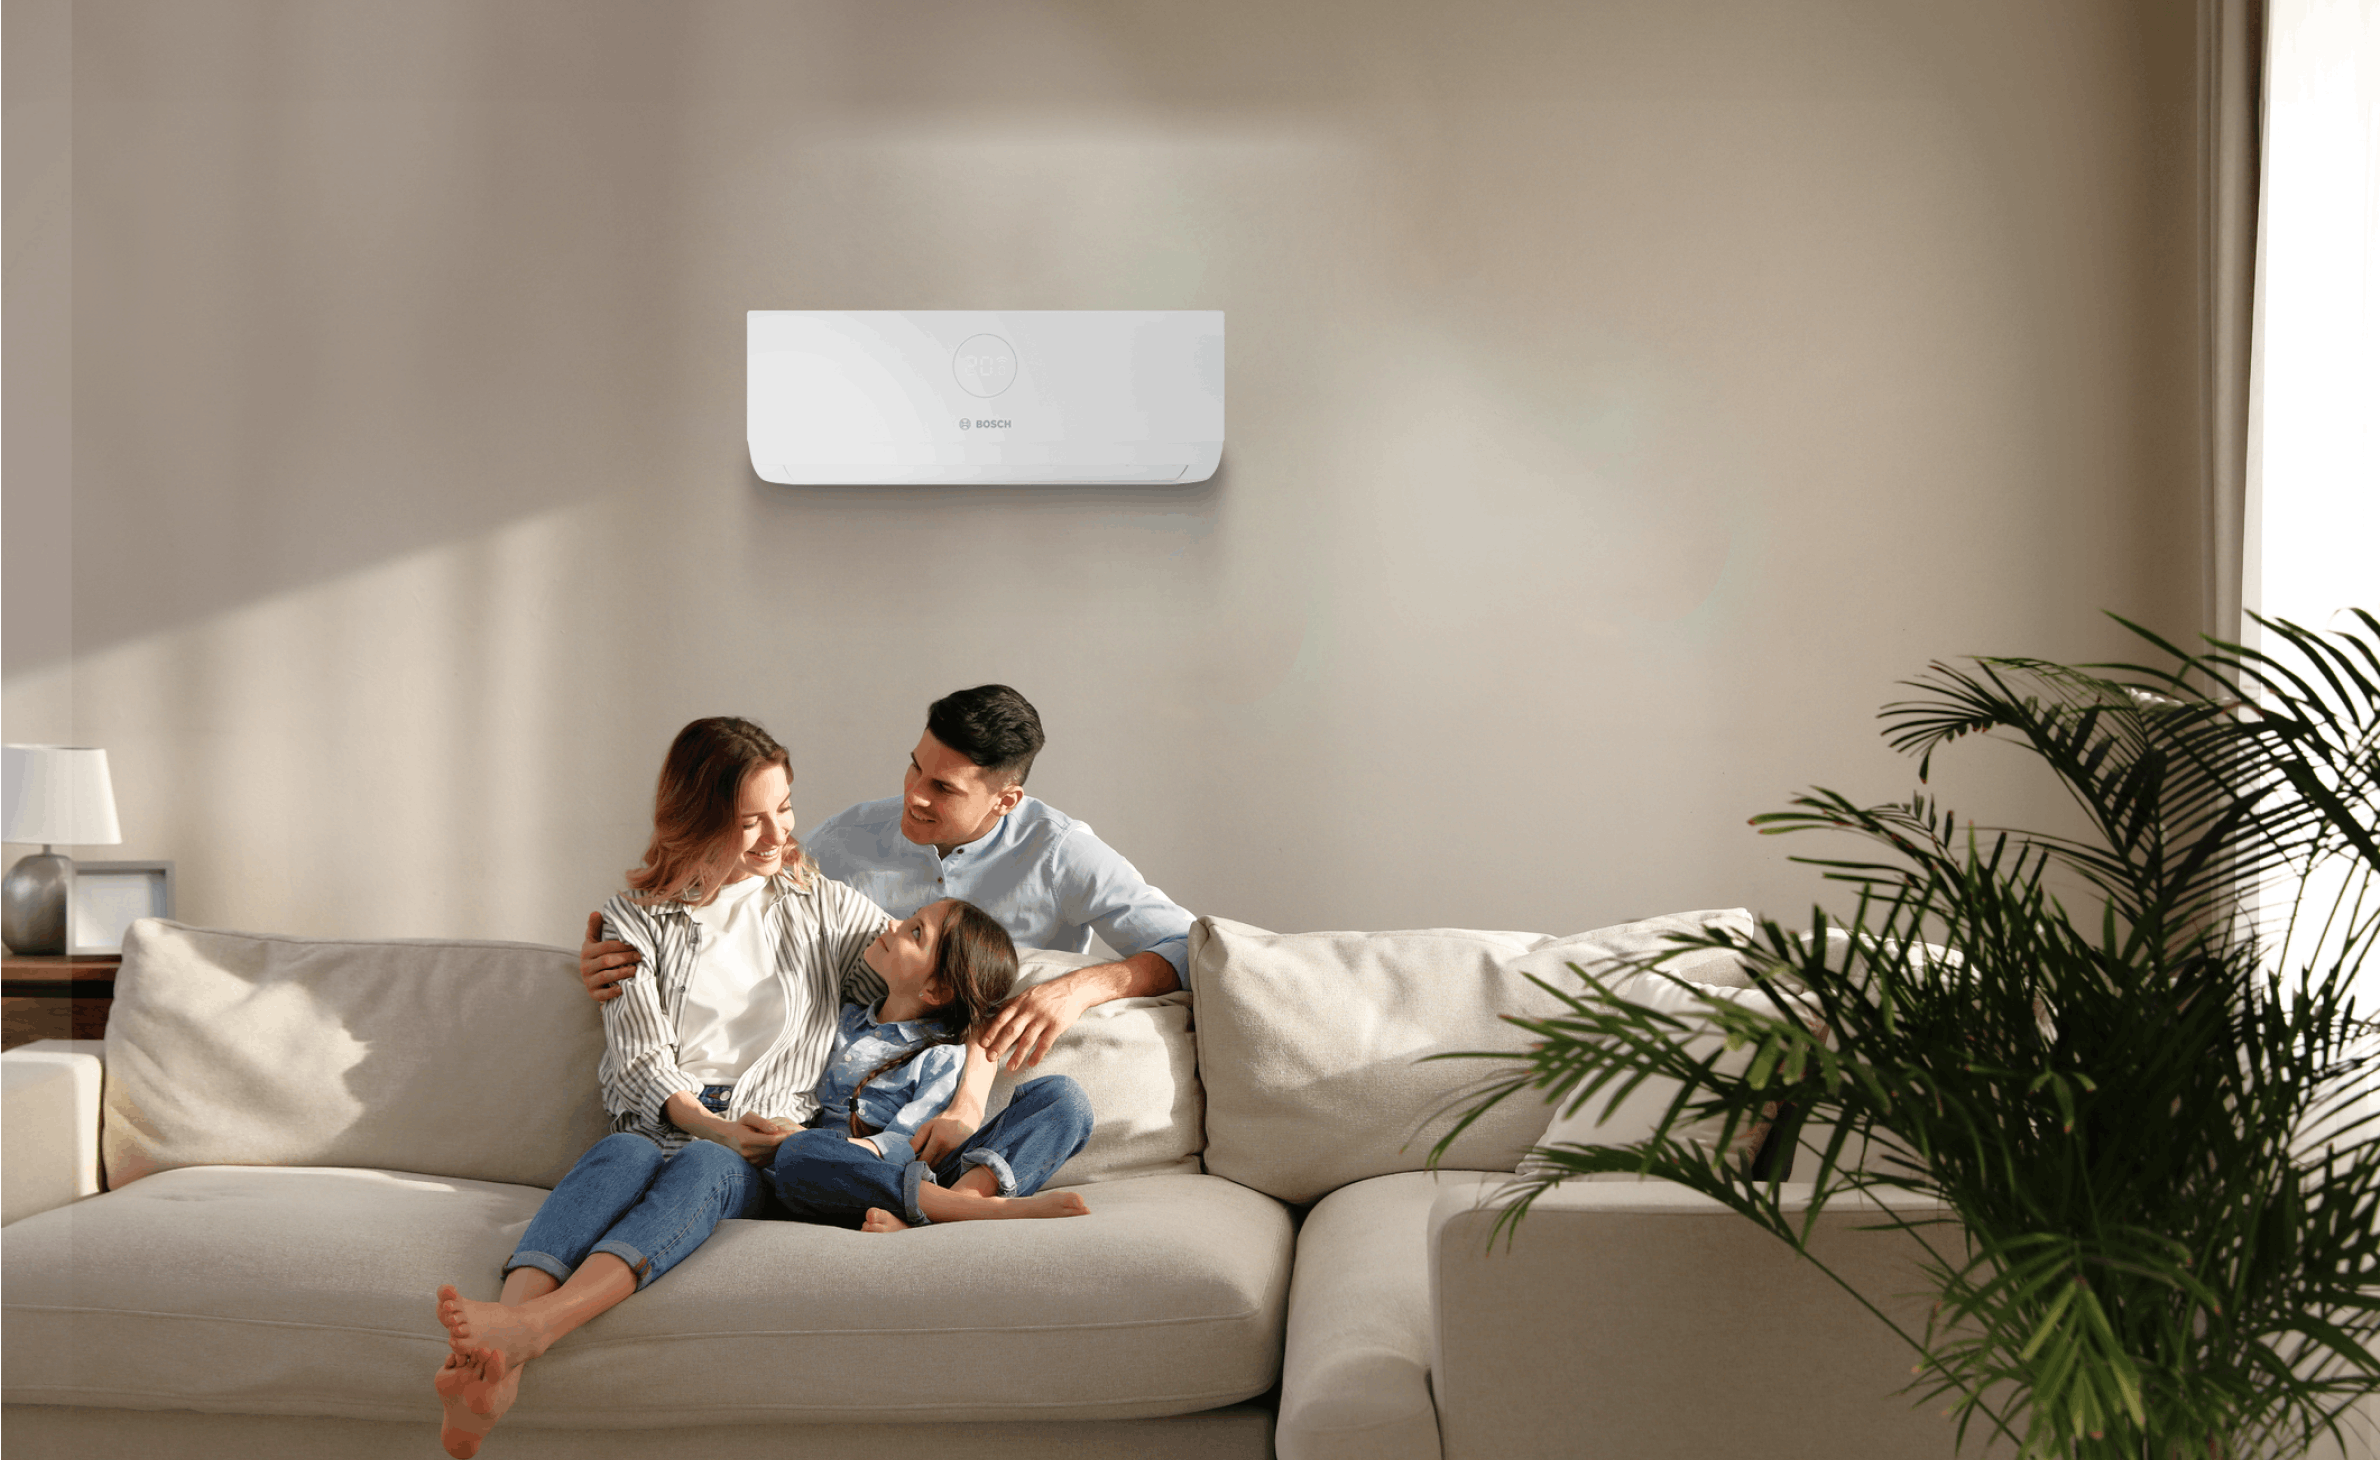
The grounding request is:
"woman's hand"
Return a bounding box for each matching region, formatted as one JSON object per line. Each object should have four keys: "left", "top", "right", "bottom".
{"left": 665, "top": 1094, "right": 793, "bottom": 1165}
{"left": 714, "top": 1113, "right": 795, "bottom": 1164}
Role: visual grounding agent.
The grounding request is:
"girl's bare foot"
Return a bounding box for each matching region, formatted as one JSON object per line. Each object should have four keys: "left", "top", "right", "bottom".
{"left": 915, "top": 1186, "right": 1090, "bottom": 1223}
{"left": 436, "top": 1284, "right": 544, "bottom": 1412}
{"left": 433, "top": 1350, "right": 519, "bottom": 1458}
{"left": 860, "top": 1207, "right": 911, "bottom": 1233}
{"left": 1005, "top": 1190, "right": 1090, "bottom": 1219}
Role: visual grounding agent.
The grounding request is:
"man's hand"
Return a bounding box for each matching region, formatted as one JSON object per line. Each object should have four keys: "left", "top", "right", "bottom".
{"left": 579, "top": 911, "right": 644, "bottom": 1004}
{"left": 979, "top": 974, "right": 1100, "bottom": 1071}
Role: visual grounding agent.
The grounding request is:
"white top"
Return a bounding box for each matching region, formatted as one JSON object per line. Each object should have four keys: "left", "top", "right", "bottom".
{"left": 674, "top": 875, "right": 787, "bottom": 1084}
{"left": 598, "top": 872, "right": 889, "bottom": 1153}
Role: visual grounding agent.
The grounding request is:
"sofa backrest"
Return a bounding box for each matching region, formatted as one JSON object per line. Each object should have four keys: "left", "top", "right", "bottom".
{"left": 100, "top": 920, "right": 1204, "bottom": 1193}
{"left": 103, "top": 918, "right": 610, "bottom": 1190}
{"left": 1187, "top": 911, "right": 1753, "bottom": 1205}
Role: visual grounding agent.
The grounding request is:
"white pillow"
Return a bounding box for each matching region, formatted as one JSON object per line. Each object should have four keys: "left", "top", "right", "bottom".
{"left": 1517, "top": 971, "right": 1822, "bottom": 1178}
{"left": 103, "top": 919, "right": 610, "bottom": 1190}
{"left": 981, "top": 948, "right": 1204, "bottom": 1185}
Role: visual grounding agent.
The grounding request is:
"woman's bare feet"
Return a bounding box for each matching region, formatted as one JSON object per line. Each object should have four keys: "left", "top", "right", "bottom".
{"left": 433, "top": 1350, "right": 519, "bottom": 1458}
{"left": 437, "top": 1284, "right": 546, "bottom": 1411}
{"left": 860, "top": 1207, "right": 911, "bottom": 1233}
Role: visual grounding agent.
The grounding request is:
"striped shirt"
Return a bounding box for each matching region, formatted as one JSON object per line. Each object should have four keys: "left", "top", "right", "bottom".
{"left": 598, "top": 871, "right": 891, "bottom": 1153}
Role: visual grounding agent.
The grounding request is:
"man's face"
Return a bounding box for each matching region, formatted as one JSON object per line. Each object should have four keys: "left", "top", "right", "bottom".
{"left": 900, "top": 729, "right": 1021, "bottom": 852}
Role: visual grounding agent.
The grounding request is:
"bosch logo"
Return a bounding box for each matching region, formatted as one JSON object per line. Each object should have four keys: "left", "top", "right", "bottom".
{"left": 958, "top": 417, "right": 970, "bottom": 430}
{"left": 969, "top": 419, "right": 1012, "bottom": 430}
{"left": 952, "top": 333, "right": 1018, "bottom": 398}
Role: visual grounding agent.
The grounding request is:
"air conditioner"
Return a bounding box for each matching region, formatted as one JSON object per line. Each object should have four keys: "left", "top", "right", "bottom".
{"left": 748, "top": 311, "right": 1223, "bottom": 486}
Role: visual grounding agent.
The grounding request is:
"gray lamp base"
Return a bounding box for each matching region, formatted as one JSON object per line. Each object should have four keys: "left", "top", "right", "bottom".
{"left": 3, "top": 851, "right": 74, "bottom": 955}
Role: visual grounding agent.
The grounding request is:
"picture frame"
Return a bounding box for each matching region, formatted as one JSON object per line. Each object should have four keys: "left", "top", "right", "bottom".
{"left": 69, "top": 860, "right": 176, "bottom": 956}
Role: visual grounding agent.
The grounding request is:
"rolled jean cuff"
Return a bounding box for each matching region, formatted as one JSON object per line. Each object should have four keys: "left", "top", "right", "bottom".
{"left": 501, "top": 1249, "right": 573, "bottom": 1286}
{"left": 589, "top": 1238, "right": 657, "bottom": 1290}
{"left": 901, "top": 1160, "right": 938, "bottom": 1227}
{"left": 958, "top": 1147, "right": 1019, "bottom": 1196}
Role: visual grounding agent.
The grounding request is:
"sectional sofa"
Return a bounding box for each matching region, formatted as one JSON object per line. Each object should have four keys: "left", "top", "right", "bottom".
{"left": 2, "top": 911, "right": 1973, "bottom": 1459}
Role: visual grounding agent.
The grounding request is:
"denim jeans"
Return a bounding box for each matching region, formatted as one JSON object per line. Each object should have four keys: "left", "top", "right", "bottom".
{"left": 766, "top": 1074, "right": 1093, "bottom": 1228}
{"left": 506, "top": 1123, "right": 772, "bottom": 1291}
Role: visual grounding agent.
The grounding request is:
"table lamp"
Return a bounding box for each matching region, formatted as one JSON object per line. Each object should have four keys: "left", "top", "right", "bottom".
{"left": 2, "top": 745, "right": 122, "bottom": 955}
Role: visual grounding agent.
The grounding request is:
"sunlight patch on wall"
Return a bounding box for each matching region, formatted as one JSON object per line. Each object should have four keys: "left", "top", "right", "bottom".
{"left": 59, "top": 502, "right": 601, "bottom": 942}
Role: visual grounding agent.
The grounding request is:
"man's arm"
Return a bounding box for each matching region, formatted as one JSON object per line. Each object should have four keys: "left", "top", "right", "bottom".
{"left": 977, "top": 950, "right": 1177, "bottom": 1071}
{"left": 974, "top": 823, "right": 1190, "bottom": 1070}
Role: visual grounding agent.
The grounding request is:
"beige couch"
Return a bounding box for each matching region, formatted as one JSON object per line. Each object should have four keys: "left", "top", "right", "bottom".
{"left": 2, "top": 911, "right": 1969, "bottom": 1459}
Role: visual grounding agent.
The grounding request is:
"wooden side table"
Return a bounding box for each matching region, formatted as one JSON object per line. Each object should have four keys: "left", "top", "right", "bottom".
{"left": 2, "top": 954, "right": 120, "bottom": 1050}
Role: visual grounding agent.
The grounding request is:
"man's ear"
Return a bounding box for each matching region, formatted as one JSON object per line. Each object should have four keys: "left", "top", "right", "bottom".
{"left": 992, "top": 779, "right": 1026, "bottom": 816}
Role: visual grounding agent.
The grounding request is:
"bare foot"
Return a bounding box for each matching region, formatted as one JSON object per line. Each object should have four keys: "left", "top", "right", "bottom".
{"left": 437, "top": 1283, "right": 544, "bottom": 1412}
{"left": 916, "top": 1186, "right": 1090, "bottom": 1223}
{"left": 433, "top": 1350, "right": 519, "bottom": 1457}
{"left": 1008, "top": 1190, "right": 1090, "bottom": 1219}
{"left": 860, "top": 1207, "right": 911, "bottom": 1233}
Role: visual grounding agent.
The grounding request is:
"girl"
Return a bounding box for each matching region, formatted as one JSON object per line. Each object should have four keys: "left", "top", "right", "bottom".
{"left": 771, "top": 897, "right": 1094, "bottom": 1235}
{"left": 431, "top": 718, "right": 1089, "bottom": 1459}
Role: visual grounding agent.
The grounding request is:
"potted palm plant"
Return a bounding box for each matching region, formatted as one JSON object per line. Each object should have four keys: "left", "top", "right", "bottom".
{"left": 1444, "top": 612, "right": 2380, "bottom": 1460}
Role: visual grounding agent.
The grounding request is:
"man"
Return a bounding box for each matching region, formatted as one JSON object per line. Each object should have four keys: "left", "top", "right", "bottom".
{"left": 578, "top": 683, "right": 1191, "bottom": 1161}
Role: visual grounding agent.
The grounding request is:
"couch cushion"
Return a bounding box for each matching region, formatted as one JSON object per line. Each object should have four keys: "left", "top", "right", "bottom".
{"left": 1186, "top": 913, "right": 1749, "bottom": 1204}
{"left": 0, "top": 1164, "right": 1291, "bottom": 1425}
{"left": 103, "top": 920, "right": 610, "bottom": 1190}
{"left": 988, "top": 949, "right": 1203, "bottom": 1184}
{"left": 1277, "top": 1170, "right": 1505, "bottom": 1460}
{"left": 1518, "top": 975, "right": 1822, "bottom": 1177}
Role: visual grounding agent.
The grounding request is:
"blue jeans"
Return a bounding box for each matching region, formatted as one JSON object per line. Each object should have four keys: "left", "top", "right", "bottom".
{"left": 767, "top": 1074, "right": 1093, "bottom": 1228}
{"left": 507, "top": 1124, "right": 773, "bottom": 1291}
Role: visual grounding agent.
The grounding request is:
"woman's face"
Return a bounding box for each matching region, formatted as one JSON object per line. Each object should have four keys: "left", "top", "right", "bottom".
{"left": 725, "top": 762, "right": 794, "bottom": 884}
{"left": 864, "top": 898, "right": 957, "bottom": 1005}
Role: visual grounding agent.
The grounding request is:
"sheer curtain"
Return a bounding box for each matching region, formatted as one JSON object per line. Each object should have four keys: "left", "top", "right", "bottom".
{"left": 2248, "top": 8, "right": 2378, "bottom": 1456}
{"left": 2249, "top": 0, "right": 2379, "bottom": 641}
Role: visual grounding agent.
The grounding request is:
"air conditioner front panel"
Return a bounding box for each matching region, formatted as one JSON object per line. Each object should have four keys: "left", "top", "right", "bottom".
{"left": 749, "top": 311, "right": 1222, "bottom": 486}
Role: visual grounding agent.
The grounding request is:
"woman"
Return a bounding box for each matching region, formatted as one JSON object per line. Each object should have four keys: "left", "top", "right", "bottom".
{"left": 431, "top": 717, "right": 1088, "bottom": 1458}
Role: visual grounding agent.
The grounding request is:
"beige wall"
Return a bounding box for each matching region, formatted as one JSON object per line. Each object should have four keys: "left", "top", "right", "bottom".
{"left": 3, "top": 0, "right": 2202, "bottom": 945}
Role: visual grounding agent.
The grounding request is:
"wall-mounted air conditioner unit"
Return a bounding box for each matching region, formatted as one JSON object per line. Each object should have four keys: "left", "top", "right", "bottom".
{"left": 748, "top": 311, "right": 1223, "bottom": 486}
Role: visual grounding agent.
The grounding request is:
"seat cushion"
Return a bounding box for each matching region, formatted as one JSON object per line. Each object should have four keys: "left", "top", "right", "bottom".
{"left": 1277, "top": 1171, "right": 1505, "bottom": 1460}
{"left": 1, "top": 1164, "right": 1292, "bottom": 1425}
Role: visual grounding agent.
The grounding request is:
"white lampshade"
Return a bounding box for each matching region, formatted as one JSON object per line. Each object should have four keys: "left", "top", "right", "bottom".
{"left": 2, "top": 745, "right": 122, "bottom": 847}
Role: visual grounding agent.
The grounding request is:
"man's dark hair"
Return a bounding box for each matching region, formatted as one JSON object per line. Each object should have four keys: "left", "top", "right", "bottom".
{"left": 926, "top": 684, "right": 1046, "bottom": 786}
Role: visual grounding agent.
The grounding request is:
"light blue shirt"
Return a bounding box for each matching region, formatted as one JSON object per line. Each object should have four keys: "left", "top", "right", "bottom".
{"left": 810, "top": 1001, "right": 967, "bottom": 1160}
{"left": 805, "top": 795, "right": 1192, "bottom": 977}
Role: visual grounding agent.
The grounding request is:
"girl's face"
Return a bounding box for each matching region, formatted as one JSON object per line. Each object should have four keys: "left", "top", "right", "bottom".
{"left": 865, "top": 899, "right": 957, "bottom": 1008}
{"left": 725, "top": 762, "right": 795, "bottom": 884}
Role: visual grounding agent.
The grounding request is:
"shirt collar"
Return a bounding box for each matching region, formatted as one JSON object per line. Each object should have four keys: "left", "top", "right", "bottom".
{"left": 939, "top": 804, "right": 1020, "bottom": 862}
{"left": 646, "top": 869, "right": 806, "bottom": 921}
{"left": 861, "top": 999, "right": 941, "bottom": 1037}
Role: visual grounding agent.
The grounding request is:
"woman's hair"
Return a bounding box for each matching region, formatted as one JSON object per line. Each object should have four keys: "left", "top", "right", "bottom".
{"left": 849, "top": 901, "right": 1019, "bottom": 1135}
{"left": 627, "top": 716, "right": 810, "bottom": 906}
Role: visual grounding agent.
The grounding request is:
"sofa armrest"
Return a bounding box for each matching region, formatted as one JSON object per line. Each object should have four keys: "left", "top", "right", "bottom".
{"left": 1429, "top": 1178, "right": 1994, "bottom": 1460}
{"left": 2, "top": 1040, "right": 105, "bottom": 1225}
